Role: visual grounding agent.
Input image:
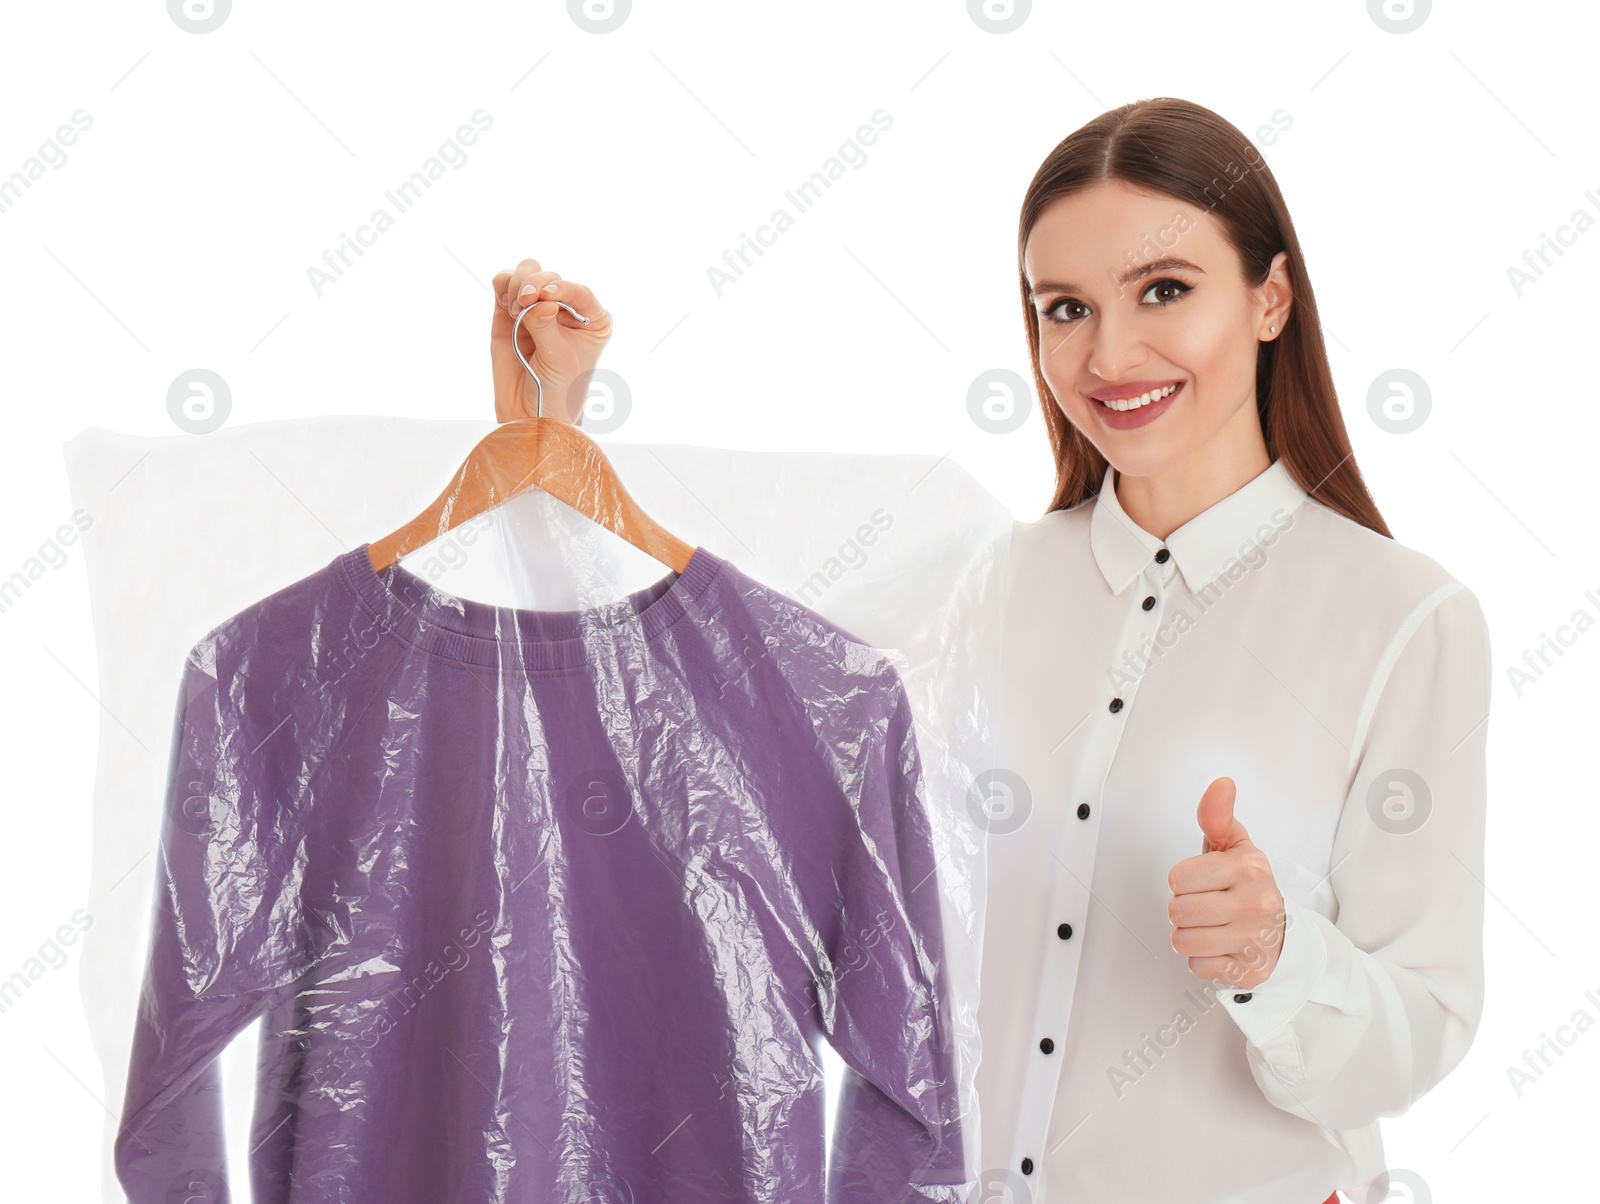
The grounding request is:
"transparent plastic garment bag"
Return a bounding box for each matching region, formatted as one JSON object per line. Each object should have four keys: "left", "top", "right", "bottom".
{"left": 63, "top": 414, "right": 1011, "bottom": 1204}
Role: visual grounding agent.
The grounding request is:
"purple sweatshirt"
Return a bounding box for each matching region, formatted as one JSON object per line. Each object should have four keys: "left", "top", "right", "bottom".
{"left": 115, "top": 543, "right": 967, "bottom": 1203}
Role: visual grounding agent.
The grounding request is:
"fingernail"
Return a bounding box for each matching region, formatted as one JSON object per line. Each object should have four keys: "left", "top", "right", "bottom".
{"left": 543, "top": 282, "right": 559, "bottom": 294}
{"left": 518, "top": 283, "right": 537, "bottom": 299}
{"left": 498, "top": 292, "right": 507, "bottom": 307}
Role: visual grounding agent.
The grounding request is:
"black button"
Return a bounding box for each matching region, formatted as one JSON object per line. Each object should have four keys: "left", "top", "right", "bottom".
{"left": 1154, "top": 548, "right": 1170, "bottom": 563}
{"left": 1057, "top": 923, "right": 1073, "bottom": 940}
{"left": 1108, "top": 697, "right": 1123, "bottom": 713}
{"left": 1141, "top": 594, "right": 1156, "bottom": 610}
{"left": 1039, "top": 1037, "right": 1055, "bottom": 1054}
{"left": 1233, "top": 992, "right": 1253, "bottom": 1003}
{"left": 1021, "top": 1157, "right": 1035, "bottom": 1175}
{"left": 1077, "top": 802, "right": 1091, "bottom": 820}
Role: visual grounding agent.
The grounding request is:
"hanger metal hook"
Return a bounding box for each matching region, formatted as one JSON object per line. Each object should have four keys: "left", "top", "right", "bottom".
{"left": 511, "top": 299, "right": 592, "bottom": 419}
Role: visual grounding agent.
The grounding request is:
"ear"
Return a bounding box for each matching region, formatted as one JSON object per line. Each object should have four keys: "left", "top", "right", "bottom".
{"left": 1259, "top": 249, "right": 1293, "bottom": 340}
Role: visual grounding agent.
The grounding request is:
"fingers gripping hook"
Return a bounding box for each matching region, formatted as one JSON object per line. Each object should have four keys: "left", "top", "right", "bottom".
{"left": 512, "top": 300, "right": 592, "bottom": 419}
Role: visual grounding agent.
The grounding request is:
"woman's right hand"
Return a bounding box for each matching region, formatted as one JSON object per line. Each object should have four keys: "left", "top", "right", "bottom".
{"left": 490, "top": 259, "right": 614, "bottom": 424}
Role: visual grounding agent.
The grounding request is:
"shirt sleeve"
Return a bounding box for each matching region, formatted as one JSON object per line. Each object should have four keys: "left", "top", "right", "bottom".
{"left": 115, "top": 643, "right": 314, "bottom": 1201}
{"left": 1212, "top": 583, "right": 1492, "bottom": 1130}
{"left": 821, "top": 681, "right": 971, "bottom": 1204}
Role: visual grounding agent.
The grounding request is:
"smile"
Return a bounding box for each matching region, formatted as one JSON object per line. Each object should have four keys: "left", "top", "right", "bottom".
{"left": 1097, "top": 383, "right": 1180, "bottom": 412}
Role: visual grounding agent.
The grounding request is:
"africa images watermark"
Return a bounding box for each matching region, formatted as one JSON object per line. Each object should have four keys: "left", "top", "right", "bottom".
{"left": 306, "top": 108, "right": 495, "bottom": 297}
{"left": 1101, "top": 108, "right": 1293, "bottom": 303}
{"left": 0, "top": 909, "right": 94, "bottom": 1016}
{"left": 705, "top": 109, "right": 893, "bottom": 297}
{"left": 0, "top": 108, "right": 93, "bottom": 217}
{"left": 1502, "top": 584, "right": 1600, "bottom": 698}
{"left": 792, "top": 507, "right": 895, "bottom": 610}
{"left": 1106, "top": 506, "right": 1296, "bottom": 691}
{"left": 1106, "top": 907, "right": 1293, "bottom": 1099}
{"left": 306, "top": 908, "right": 497, "bottom": 1090}
{"left": 1503, "top": 983, "right": 1600, "bottom": 1098}
{"left": 0, "top": 509, "right": 95, "bottom": 619}
{"left": 1505, "top": 186, "right": 1600, "bottom": 298}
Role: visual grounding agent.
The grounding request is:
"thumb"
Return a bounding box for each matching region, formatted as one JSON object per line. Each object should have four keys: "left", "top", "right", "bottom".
{"left": 1197, "top": 776, "right": 1249, "bottom": 853}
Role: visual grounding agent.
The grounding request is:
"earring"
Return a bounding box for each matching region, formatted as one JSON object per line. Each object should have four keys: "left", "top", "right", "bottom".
{"left": 1270, "top": 325, "right": 1277, "bottom": 333}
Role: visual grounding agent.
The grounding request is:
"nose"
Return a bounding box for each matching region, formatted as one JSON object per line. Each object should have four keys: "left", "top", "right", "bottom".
{"left": 1085, "top": 311, "right": 1144, "bottom": 382}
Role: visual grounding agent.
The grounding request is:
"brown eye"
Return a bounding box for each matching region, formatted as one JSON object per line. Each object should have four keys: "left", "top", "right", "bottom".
{"left": 1044, "top": 298, "right": 1089, "bottom": 324}
{"left": 1141, "top": 279, "right": 1193, "bottom": 306}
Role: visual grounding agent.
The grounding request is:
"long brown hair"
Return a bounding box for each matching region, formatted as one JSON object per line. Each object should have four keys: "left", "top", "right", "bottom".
{"left": 1018, "top": 97, "right": 1391, "bottom": 537}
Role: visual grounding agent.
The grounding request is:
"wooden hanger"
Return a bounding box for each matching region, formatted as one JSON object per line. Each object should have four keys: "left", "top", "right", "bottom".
{"left": 368, "top": 300, "right": 695, "bottom": 574}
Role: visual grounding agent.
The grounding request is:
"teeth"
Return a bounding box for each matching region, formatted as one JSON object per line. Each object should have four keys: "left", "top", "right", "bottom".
{"left": 1102, "top": 383, "right": 1178, "bottom": 411}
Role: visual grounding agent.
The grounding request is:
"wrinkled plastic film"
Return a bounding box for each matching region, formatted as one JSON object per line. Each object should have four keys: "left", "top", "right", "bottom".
{"left": 63, "top": 420, "right": 1011, "bottom": 1203}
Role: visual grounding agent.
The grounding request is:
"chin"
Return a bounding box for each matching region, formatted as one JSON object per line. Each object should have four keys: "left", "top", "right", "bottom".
{"left": 1097, "top": 438, "right": 1186, "bottom": 480}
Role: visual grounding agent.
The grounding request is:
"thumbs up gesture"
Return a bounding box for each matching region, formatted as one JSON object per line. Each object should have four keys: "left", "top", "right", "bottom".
{"left": 1166, "top": 777, "right": 1287, "bottom": 990}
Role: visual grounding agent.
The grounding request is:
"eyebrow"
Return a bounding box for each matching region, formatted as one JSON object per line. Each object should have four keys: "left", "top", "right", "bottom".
{"left": 1027, "top": 256, "right": 1207, "bottom": 298}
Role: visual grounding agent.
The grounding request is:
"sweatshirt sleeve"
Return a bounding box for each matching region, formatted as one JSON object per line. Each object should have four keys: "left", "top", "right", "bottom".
{"left": 115, "top": 642, "right": 313, "bottom": 1201}
{"left": 1212, "top": 584, "right": 1492, "bottom": 1130}
{"left": 822, "top": 680, "right": 971, "bottom": 1204}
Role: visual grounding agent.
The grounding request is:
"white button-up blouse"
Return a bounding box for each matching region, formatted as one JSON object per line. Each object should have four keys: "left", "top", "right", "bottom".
{"left": 974, "top": 457, "right": 1491, "bottom": 1204}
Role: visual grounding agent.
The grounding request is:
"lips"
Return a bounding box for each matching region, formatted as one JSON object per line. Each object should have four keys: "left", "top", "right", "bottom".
{"left": 1088, "top": 380, "right": 1183, "bottom": 429}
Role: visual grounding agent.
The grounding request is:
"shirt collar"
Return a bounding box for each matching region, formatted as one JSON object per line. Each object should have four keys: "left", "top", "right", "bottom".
{"left": 1088, "top": 458, "right": 1309, "bottom": 595}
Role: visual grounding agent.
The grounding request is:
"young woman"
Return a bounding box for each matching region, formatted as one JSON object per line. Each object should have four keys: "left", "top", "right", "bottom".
{"left": 972, "top": 98, "right": 1490, "bottom": 1204}
{"left": 488, "top": 95, "right": 1490, "bottom": 1203}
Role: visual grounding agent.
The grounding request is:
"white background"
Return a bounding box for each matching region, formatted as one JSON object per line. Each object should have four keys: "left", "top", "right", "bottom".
{"left": 2, "top": 0, "right": 1595, "bottom": 1200}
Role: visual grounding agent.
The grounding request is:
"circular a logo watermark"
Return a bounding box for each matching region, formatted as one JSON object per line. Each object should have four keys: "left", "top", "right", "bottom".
{"left": 167, "top": 369, "right": 232, "bottom": 434}
{"left": 171, "top": 778, "right": 221, "bottom": 836}
{"left": 968, "top": 368, "right": 1032, "bottom": 434}
{"left": 576, "top": 1174, "right": 636, "bottom": 1204}
{"left": 968, "top": 1166, "right": 1033, "bottom": 1204}
{"left": 576, "top": 368, "right": 632, "bottom": 434}
{"left": 1367, "top": 368, "right": 1431, "bottom": 434}
{"left": 967, "top": 768, "right": 1032, "bottom": 835}
{"left": 966, "top": 0, "right": 1031, "bottom": 35}
{"left": 166, "top": 0, "right": 231, "bottom": 34}
{"left": 1366, "top": 768, "right": 1432, "bottom": 835}
{"left": 166, "top": 1167, "right": 227, "bottom": 1204}
{"left": 1356, "top": 1166, "right": 1431, "bottom": 1203}
{"left": 566, "top": 767, "right": 634, "bottom": 836}
{"left": 1366, "top": 0, "right": 1431, "bottom": 35}
{"left": 567, "top": 0, "right": 631, "bottom": 34}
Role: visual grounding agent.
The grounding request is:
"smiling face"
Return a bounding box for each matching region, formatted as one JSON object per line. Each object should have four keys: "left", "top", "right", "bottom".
{"left": 1024, "top": 179, "right": 1291, "bottom": 483}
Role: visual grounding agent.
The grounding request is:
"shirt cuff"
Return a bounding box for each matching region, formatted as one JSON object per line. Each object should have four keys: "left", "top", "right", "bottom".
{"left": 1213, "top": 894, "right": 1327, "bottom": 1047}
